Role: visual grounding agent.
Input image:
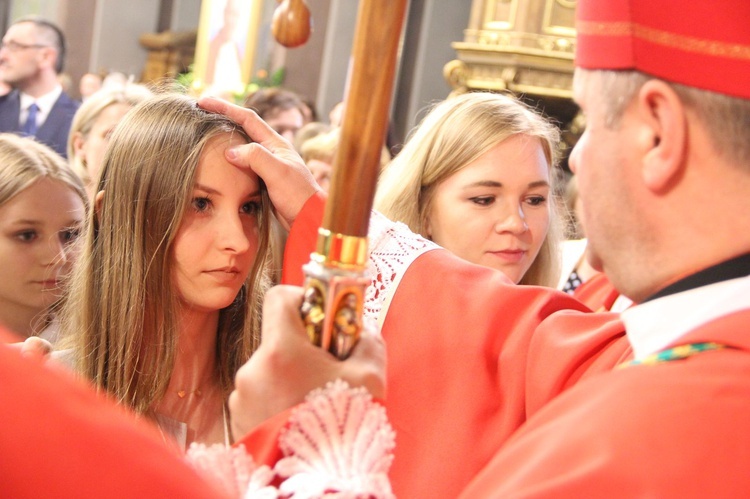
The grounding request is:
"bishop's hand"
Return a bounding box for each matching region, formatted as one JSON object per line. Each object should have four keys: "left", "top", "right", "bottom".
{"left": 198, "top": 97, "right": 321, "bottom": 231}
{"left": 228, "top": 285, "right": 386, "bottom": 440}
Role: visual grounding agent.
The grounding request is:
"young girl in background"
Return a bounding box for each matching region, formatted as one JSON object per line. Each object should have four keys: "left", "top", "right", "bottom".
{"left": 0, "top": 134, "right": 86, "bottom": 341}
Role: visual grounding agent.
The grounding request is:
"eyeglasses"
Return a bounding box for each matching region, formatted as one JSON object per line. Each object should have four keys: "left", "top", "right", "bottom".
{"left": 0, "top": 40, "right": 51, "bottom": 52}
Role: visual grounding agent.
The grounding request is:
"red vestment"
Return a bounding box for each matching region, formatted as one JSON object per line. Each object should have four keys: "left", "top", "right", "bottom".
{"left": 279, "top": 194, "right": 617, "bottom": 498}
{"left": 253, "top": 194, "right": 750, "bottom": 497}
{"left": 573, "top": 271, "right": 622, "bottom": 312}
{"left": 0, "top": 327, "right": 226, "bottom": 498}
{"left": 460, "top": 309, "right": 750, "bottom": 497}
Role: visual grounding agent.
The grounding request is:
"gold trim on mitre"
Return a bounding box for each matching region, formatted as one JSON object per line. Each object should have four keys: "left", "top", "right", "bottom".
{"left": 577, "top": 21, "right": 750, "bottom": 60}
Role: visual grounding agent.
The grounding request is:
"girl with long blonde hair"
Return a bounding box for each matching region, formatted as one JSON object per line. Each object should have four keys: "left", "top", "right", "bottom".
{"left": 60, "top": 93, "right": 272, "bottom": 449}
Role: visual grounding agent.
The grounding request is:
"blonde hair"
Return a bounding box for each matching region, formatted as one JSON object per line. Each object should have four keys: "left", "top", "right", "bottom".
{"left": 0, "top": 134, "right": 86, "bottom": 207}
{"left": 0, "top": 134, "right": 87, "bottom": 332}
{"left": 375, "top": 92, "right": 563, "bottom": 287}
{"left": 61, "top": 93, "right": 272, "bottom": 415}
{"left": 301, "top": 128, "right": 390, "bottom": 171}
{"left": 293, "top": 121, "right": 331, "bottom": 153}
{"left": 67, "top": 84, "right": 154, "bottom": 187}
{"left": 300, "top": 127, "right": 339, "bottom": 164}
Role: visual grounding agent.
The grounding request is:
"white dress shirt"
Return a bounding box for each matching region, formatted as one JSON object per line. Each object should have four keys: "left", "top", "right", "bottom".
{"left": 622, "top": 274, "right": 750, "bottom": 360}
{"left": 19, "top": 85, "right": 63, "bottom": 128}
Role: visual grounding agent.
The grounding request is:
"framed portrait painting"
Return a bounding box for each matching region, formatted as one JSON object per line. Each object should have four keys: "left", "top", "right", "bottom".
{"left": 193, "top": 0, "right": 264, "bottom": 96}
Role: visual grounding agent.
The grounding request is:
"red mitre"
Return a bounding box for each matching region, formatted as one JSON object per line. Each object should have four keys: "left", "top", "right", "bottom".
{"left": 575, "top": 0, "right": 750, "bottom": 99}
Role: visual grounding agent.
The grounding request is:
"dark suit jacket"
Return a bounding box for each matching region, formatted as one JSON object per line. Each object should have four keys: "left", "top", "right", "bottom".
{"left": 0, "top": 89, "right": 80, "bottom": 158}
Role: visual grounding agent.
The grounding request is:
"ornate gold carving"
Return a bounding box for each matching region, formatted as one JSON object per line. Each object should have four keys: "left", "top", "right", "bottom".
{"left": 301, "top": 283, "right": 326, "bottom": 345}
{"left": 446, "top": 0, "right": 579, "bottom": 142}
{"left": 331, "top": 292, "right": 362, "bottom": 358}
{"left": 443, "top": 59, "right": 469, "bottom": 92}
{"left": 302, "top": 260, "right": 369, "bottom": 359}
{"left": 456, "top": 32, "right": 574, "bottom": 56}
{"left": 138, "top": 30, "right": 196, "bottom": 82}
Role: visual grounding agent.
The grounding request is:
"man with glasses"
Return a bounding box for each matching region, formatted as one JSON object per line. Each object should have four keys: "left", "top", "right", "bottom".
{"left": 0, "top": 17, "right": 79, "bottom": 158}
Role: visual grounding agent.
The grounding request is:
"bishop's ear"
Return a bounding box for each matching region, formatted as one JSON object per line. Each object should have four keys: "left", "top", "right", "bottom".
{"left": 637, "top": 79, "right": 688, "bottom": 193}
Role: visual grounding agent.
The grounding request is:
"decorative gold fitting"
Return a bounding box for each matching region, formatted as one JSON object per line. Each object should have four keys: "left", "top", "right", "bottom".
{"left": 312, "top": 228, "right": 368, "bottom": 270}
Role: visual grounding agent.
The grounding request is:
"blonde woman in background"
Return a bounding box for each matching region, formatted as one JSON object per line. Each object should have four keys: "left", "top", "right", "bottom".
{"left": 375, "top": 92, "right": 564, "bottom": 287}
{"left": 67, "top": 83, "right": 153, "bottom": 200}
{"left": 0, "top": 134, "right": 86, "bottom": 341}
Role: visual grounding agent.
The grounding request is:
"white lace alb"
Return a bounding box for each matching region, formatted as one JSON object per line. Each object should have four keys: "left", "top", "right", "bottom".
{"left": 364, "top": 211, "right": 439, "bottom": 325}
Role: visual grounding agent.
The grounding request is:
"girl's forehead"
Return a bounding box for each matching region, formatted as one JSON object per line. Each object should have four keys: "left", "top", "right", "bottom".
{"left": 194, "top": 136, "right": 260, "bottom": 189}
{"left": 198, "top": 132, "right": 246, "bottom": 156}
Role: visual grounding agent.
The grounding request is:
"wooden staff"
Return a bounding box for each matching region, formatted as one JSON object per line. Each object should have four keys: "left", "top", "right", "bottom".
{"left": 277, "top": 0, "right": 408, "bottom": 358}
{"left": 323, "top": 1, "right": 407, "bottom": 236}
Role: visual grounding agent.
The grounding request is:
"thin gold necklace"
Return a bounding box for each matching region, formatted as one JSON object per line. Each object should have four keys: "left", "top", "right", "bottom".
{"left": 177, "top": 388, "right": 202, "bottom": 398}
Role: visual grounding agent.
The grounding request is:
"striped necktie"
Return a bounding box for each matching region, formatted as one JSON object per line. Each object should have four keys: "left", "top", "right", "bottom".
{"left": 22, "top": 102, "right": 39, "bottom": 137}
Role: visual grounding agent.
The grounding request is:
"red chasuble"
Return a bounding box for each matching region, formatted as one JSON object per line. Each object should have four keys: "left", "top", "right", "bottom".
{"left": 460, "top": 309, "right": 750, "bottom": 497}
{"left": 278, "top": 194, "right": 621, "bottom": 498}
{"left": 250, "top": 194, "right": 750, "bottom": 496}
{"left": 573, "top": 271, "right": 623, "bottom": 312}
{"left": 0, "top": 327, "right": 226, "bottom": 499}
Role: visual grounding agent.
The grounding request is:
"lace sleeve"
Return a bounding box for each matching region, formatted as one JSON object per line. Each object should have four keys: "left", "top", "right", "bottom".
{"left": 186, "top": 380, "right": 395, "bottom": 499}
{"left": 364, "top": 211, "right": 440, "bottom": 325}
